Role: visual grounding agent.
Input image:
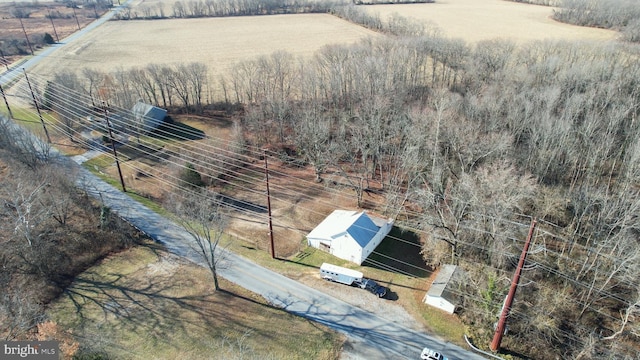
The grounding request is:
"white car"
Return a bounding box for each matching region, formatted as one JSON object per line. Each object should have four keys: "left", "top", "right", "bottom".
{"left": 420, "top": 347, "right": 448, "bottom": 360}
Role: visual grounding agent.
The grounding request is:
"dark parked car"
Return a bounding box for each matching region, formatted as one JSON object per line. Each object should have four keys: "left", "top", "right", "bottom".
{"left": 355, "top": 278, "right": 387, "bottom": 298}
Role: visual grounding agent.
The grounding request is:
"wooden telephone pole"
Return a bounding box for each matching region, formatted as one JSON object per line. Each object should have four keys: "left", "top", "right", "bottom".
{"left": 24, "top": 70, "right": 51, "bottom": 143}
{"left": 0, "top": 83, "right": 13, "bottom": 119}
{"left": 264, "top": 150, "right": 275, "bottom": 259}
{"left": 18, "top": 17, "right": 34, "bottom": 55}
{"left": 103, "top": 104, "right": 127, "bottom": 192}
{"left": 48, "top": 10, "right": 60, "bottom": 42}
{"left": 490, "top": 218, "right": 537, "bottom": 352}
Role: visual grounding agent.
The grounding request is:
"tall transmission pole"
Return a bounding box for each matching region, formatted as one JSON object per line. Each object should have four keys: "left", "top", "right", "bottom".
{"left": 490, "top": 218, "right": 537, "bottom": 352}
{"left": 264, "top": 150, "right": 275, "bottom": 259}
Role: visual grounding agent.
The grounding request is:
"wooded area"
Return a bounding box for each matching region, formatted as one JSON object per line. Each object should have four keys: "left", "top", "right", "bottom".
{"left": 116, "top": 0, "right": 434, "bottom": 20}
{"left": 553, "top": 0, "right": 640, "bottom": 42}
{"left": 0, "top": 116, "right": 141, "bottom": 348}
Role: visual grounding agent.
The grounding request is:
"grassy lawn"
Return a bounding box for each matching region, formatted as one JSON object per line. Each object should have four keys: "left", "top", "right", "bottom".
{"left": 6, "top": 109, "right": 54, "bottom": 135}
{"left": 48, "top": 243, "right": 343, "bottom": 359}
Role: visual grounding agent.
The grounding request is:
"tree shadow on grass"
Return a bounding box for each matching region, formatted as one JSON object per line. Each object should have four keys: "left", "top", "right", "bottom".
{"left": 363, "top": 226, "right": 431, "bottom": 279}
{"left": 63, "top": 271, "right": 207, "bottom": 334}
{"left": 58, "top": 263, "right": 289, "bottom": 354}
{"left": 117, "top": 142, "right": 169, "bottom": 163}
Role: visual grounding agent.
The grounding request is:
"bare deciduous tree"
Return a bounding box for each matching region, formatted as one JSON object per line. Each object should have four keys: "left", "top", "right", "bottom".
{"left": 168, "top": 190, "right": 227, "bottom": 290}
{"left": 0, "top": 289, "right": 44, "bottom": 340}
{"left": 0, "top": 116, "right": 51, "bottom": 168}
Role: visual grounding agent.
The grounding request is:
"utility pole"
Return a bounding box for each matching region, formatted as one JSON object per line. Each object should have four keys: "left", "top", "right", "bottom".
{"left": 24, "top": 69, "right": 51, "bottom": 143}
{"left": 0, "top": 49, "right": 9, "bottom": 71}
{"left": 18, "top": 17, "right": 34, "bottom": 55}
{"left": 72, "top": 7, "right": 81, "bottom": 30}
{"left": 0, "top": 83, "right": 14, "bottom": 119}
{"left": 264, "top": 149, "right": 275, "bottom": 259}
{"left": 103, "top": 103, "right": 127, "bottom": 192}
{"left": 490, "top": 218, "right": 537, "bottom": 352}
{"left": 48, "top": 10, "right": 60, "bottom": 42}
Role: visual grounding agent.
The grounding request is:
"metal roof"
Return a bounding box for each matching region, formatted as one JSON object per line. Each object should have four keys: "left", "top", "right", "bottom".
{"left": 427, "top": 264, "right": 460, "bottom": 300}
{"left": 307, "top": 210, "right": 380, "bottom": 247}
{"left": 132, "top": 100, "right": 167, "bottom": 133}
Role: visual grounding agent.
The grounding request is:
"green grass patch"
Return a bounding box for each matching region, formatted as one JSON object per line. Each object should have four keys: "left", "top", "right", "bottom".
{"left": 48, "top": 245, "right": 343, "bottom": 360}
{"left": 84, "top": 154, "right": 115, "bottom": 172}
{"left": 418, "top": 304, "right": 467, "bottom": 344}
{"left": 123, "top": 190, "right": 169, "bottom": 216}
{"left": 366, "top": 227, "right": 429, "bottom": 275}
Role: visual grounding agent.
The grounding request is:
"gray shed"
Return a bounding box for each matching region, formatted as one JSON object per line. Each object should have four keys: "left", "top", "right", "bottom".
{"left": 132, "top": 100, "right": 167, "bottom": 134}
{"left": 423, "top": 264, "right": 464, "bottom": 314}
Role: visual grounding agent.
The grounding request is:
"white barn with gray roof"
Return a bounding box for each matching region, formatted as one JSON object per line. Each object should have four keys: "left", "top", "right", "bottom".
{"left": 306, "top": 210, "right": 393, "bottom": 265}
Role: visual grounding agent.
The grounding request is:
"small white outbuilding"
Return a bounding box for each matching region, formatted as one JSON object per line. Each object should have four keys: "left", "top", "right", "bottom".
{"left": 306, "top": 210, "right": 393, "bottom": 265}
{"left": 423, "top": 264, "right": 464, "bottom": 314}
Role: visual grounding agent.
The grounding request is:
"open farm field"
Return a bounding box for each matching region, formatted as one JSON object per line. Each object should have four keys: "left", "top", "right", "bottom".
{"left": 28, "top": 14, "right": 379, "bottom": 81}
{"left": 362, "top": 0, "right": 617, "bottom": 43}
{"left": 24, "top": 0, "right": 618, "bottom": 83}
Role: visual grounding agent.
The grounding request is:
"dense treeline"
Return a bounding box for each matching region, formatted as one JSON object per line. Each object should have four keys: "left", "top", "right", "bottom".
{"left": 0, "top": 116, "right": 142, "bottom": 342}
{"left": 506, "top": 0, "right": 560, "bottom": 6}
{"left": 330, "top": 3, "right": 433, "bottom": 35}
{"left": 553, "top": 0, "right": 640, "bottom": 42}
{"left": 117, "top": 0, "right": 346, "bottom": 20}
{"left": 44, "top": 62, "right": 211, "bottom": 114}
{"left": 118, "top": 0, "right": 433, "bottom": 20}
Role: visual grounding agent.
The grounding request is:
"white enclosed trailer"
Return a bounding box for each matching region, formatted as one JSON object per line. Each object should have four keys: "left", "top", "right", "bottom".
{"left": 320, "top": 263, "right": 363, "bottom": 285}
